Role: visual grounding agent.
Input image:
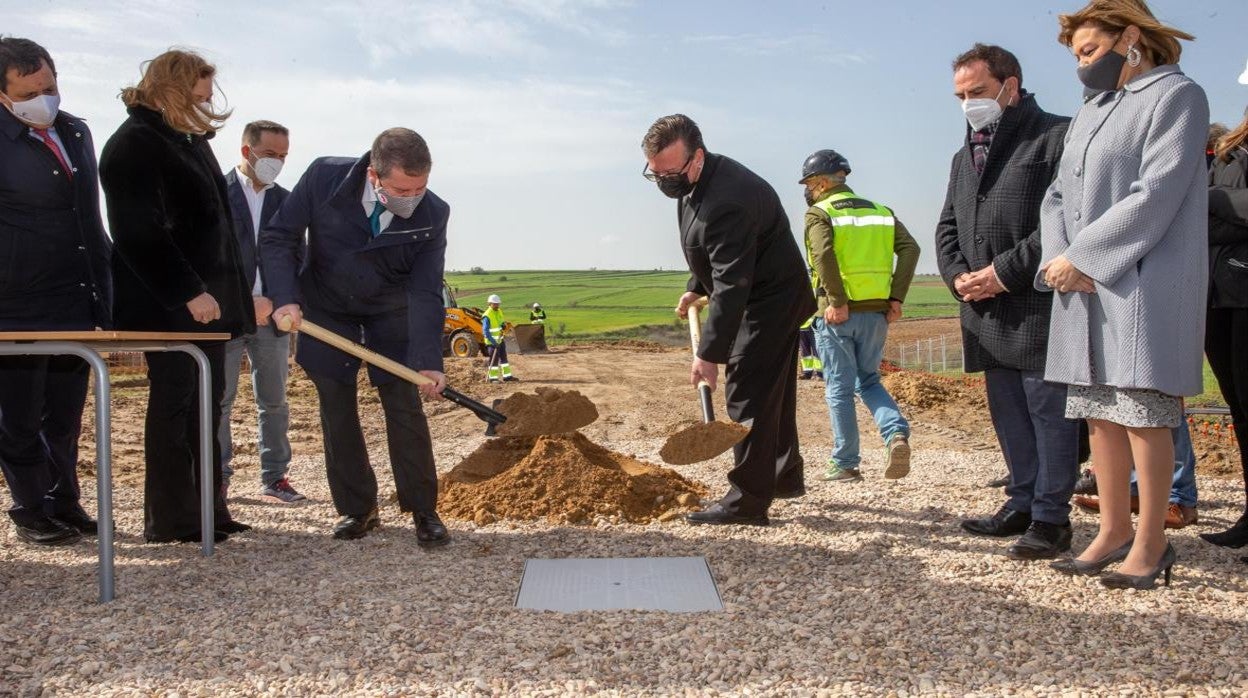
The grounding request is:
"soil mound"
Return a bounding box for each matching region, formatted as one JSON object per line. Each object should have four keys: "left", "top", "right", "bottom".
{"left": 883, "top": 371, "right": 986, "bottom": 410}
{"left": 439, "top": 432, "right": 707, "bottom": 524}
{"left": 495, "top": 387, "right": 598, "bottom": 436}
{"left": 660, "top": 419, "right": 750, "bottom": 465}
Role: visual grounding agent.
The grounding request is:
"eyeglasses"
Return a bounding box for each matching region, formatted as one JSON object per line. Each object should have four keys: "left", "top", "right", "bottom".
{"left": 642, "top": 152, "right": 694, "bottom": 182}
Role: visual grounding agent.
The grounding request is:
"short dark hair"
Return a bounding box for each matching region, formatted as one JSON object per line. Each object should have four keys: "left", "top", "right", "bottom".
{"left": 370, "top": 127, "right": 431, "bottom": 177}
{"left": 642, "top": 114, "right": 706, "bottom": 159}
{"left": 952, "top": 43, "right": 1023, "bottom": 88}
{"left": 0, "top": 36, "right": 56, "bottom": 93}
{"left": 242, "top": 120, "right": 289, "bottom": 145}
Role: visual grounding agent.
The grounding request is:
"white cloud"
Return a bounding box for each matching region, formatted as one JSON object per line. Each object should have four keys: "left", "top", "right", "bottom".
{"left": 683, "top": 32, "right": 868, "bottom": 65}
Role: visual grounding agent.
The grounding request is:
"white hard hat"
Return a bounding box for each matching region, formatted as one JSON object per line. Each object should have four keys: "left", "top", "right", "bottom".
{"left": 488, "top": 294, "right": 501, "bottom": 304}
{"left": 532, "top": 303, "right": 541, "bottom": 309}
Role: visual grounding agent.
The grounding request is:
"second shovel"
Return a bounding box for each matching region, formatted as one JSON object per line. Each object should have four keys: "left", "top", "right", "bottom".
{"left": 659, "top": 299, "right": 751, "bottom": 465}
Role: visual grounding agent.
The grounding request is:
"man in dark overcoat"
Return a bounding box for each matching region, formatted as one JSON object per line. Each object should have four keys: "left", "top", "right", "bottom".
{"left": 0, "top": 38, "right": 112, "bottom": 545}
{"left": 935, "top": 44, "right": 1079, "bottom": 560}
{"left": 642, "top": 114, "right": 815, "bottom": 526}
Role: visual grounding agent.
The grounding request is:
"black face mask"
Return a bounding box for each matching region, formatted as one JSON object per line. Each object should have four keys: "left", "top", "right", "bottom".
{"left": 1077, "top": 48, "right": 1126, "bottom": 94}
{"left": 656, "top": 174, "right": 695, "bottom": 199}
{"left": 804, "top": 188, "right": 818, "bottom": 206}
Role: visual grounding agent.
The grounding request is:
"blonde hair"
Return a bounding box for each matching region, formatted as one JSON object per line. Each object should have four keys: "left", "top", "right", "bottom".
{"left": 120, "top": 49, "right": 230, "bottom": 134}
{"left": 1057, "top": 0, "right": 1193, "bottom": 66}
{"left": 1216, "top": 111, "right": 1248, "bottom": 163}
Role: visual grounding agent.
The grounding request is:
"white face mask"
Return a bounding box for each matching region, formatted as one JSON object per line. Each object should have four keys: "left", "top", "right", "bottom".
{"left": 3, "top": 92, "right": 60, "bottom": 127}
{"left": 961, "top": 83, "right": 1007, "bottom": 132}
{"left": 250, "top": 155, "right": 283, "bottom": 185}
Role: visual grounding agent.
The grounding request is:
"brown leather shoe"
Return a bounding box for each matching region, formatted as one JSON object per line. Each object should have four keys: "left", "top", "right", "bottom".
{"left": 1164, "top": 503, "right": 1198, "bottom": 529}
{"left": 1073, "top": 495, "right": 1139, "bottom": 515}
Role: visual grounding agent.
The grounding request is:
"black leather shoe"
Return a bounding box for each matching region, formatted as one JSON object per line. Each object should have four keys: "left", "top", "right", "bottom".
{"left": 1072, "top": 469, "right": 1098, "bottom": 496}
{"left": 414, "top": 512, "right": 450, "bottom": 548}
{"left": 1006, "top": 521, "right": 1073, "bottom": 560}
{"left": 14, "top": 515, "right": 81, "bottom": 546}
{"left": 961, "top": 506, "right": 1031, "bottom": 537}
{"left": 685, "top": 503, "right": 769, "bottom": 527}
{"left": 1200, "top": 512, "right": 1248, "bottom": 548}
{"left": 333, "top": 509, "right": 380, "bottom": 540}
{"left": 773, "top": 485, "right": 806, "bottom": 500}
{"left": 984, "top": 473, "right": 1010, "bottom": 488}
{"left": 215, "top": 519, "right": 252, "bottom": 534}
{"left": 49, "top": 508, "right": 98, "bottom": 536}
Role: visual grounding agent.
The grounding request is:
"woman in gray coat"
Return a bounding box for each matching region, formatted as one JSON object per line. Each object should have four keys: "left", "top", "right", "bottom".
{"left": 1038, "top": 0, "right": 1208, "bottom": 589}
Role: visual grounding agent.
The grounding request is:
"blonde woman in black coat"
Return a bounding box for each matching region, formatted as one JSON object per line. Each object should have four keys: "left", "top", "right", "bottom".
{"left": 99, "top": 50, "right": 255, "bottom": 543}
{"left": 1201, "top": 107, "right": 1248, "bottom": 554}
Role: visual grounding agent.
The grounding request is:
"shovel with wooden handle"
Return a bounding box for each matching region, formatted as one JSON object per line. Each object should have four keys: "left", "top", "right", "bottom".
{"left": 659, "top": 298, "right": 752, "bottom": 465}
{"left": 276, "top": 316, "right": 507, "bottom": 432}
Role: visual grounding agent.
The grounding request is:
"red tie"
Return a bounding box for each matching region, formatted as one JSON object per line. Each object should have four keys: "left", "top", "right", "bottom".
{"left": 32, "top": 128, "right": 72, "bottom": 180}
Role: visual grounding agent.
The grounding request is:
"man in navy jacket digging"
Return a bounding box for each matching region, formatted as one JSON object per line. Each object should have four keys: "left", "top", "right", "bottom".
{"left": 260, "top": 127, "right": 450, "bottom": 546}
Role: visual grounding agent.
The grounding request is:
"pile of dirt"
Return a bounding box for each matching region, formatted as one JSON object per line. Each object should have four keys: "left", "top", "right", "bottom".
{"left": 438, "top": 432, "right": 707, "bottom": 525}
{"left": 883, "top": 371, "right": 987, "bottom": 411}
{"left": 495, "top": 387, "right": 599, "bottom": 436}
{"left": 659, "top": 419, "right": 750, "bottom": 465}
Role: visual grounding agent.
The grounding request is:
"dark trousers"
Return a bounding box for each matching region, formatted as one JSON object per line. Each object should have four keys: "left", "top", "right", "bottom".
{"left": 143, "top": 342, "right": 229, "bottom": 540}
{"left": 1206, "top": 308, "right": 1248, "bottom": 503}
{"left": 0, "top": 355, "right": 89, "bottom": 524}
{"left": 308, "top": 372, "right": 438, "bottom": 517}
{"left": 985, "top": 368, "right": 1080, "bottom": 525}
{"left": 719, "top": 328, "right": 804, "bottom": 515}
{"left": 487, "top": 342, "right": 508, "bottom": 366}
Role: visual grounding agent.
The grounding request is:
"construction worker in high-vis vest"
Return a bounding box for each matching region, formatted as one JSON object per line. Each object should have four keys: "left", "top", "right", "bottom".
{"left": 800, "top": 149, "right": 920, "bottom": 484}
{"left": 481, "top": 294, "right": 515, "bottom": 382}
{"left": 529, "top": 303, "right": 546, "bottom": 323}
{"left": 798, "top": 313, "right": 823, "bottom": 380}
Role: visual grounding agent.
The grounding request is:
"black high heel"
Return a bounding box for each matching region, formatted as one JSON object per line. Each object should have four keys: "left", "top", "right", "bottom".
{"left": 1050, "top": 539, "right": 1132, "bottom": 576}
{"left": 1100, "top": 543, "right": 1176, "bottom": 590}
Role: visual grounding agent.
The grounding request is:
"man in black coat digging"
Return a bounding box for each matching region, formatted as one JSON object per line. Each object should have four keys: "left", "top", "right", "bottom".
{"left": 642, "top": 114, "right": 815, "bottom": 526}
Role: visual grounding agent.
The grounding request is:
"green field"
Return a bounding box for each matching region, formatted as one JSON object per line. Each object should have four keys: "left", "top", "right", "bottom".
{"left": 445, "top": 271, "right": 959, "bottom": 339}
{"left": 446, "top": 269, "right": 1227, "bottom": 406}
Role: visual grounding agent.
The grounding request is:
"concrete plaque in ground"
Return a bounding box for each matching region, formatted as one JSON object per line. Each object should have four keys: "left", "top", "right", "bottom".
{"left": 515, "top": 557, "right": 722, "bottom": 612}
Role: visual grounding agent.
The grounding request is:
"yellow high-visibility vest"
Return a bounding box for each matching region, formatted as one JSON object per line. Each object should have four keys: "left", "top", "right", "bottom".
{"left": 483, "top": 307, "right": 506, "bottom": 342}
{"left": 810, "top": 191, "right": 895, "bottom": 302}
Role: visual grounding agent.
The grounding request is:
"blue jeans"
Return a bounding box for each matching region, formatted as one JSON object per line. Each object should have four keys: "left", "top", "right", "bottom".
{"left": 1128, "top": 421, "right": 1198, "bottom": 507}
{"left": 219, "top": 324, "right": 292, "bottom": 487}
{"left": 812, "top": 313, "right": 908, "bottom": 468}
{"left": 986, "top": 369, "right": 1080, "bottom": 525}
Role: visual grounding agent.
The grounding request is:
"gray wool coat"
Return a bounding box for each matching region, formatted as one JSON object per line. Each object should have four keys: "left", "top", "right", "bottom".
{"left": 1036, "top": 65, "right": 1209, "bottom": 397}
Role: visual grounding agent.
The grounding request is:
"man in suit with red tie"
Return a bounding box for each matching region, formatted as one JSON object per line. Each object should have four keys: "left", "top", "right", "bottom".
{"left": 0, "top": 37, "right": 112, "bottom": 545}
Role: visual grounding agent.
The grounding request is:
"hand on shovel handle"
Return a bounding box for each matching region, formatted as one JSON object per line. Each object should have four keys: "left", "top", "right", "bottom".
{"left": 275, "top": 315, "right": 507, "bottom": 429}
{"left": 687, "top": 300, "right": 718, "bottom": 413}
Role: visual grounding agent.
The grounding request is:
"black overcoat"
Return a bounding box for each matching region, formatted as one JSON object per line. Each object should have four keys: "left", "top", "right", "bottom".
{"left": 99, "top": 106, "right": 255, "bottom": 336}
{"left": 679, "top": 153, "right": 815, "bottom": 363}
{"left": 0, "top": 107, "right": 111, "bottom": 329}
{"left": 935, "top": 93, "right": 1069, "bottom": 372}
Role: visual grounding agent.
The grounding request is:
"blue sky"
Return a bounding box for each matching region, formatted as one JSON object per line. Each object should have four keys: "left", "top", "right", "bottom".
{"left": 8, "top": 0, "right": 1248, "bottom": 273}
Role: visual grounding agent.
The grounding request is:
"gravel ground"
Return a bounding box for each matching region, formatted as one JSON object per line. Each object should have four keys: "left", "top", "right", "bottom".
{"left": 2, "top": 349, "right": 1247, "bottom": 697}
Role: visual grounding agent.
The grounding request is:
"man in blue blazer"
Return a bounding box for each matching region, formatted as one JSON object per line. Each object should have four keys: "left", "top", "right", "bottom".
{"left": 0, "top": 38, "right": 112, "bottom": 545}
{"left": 219, "top": 120, "right": 302, "bottom": 506}
{"left": 260, "top": 128, "right": 449, "bottom": 546}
